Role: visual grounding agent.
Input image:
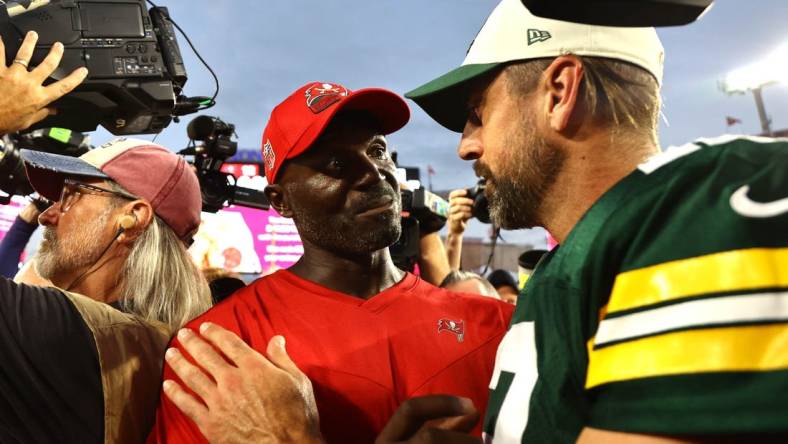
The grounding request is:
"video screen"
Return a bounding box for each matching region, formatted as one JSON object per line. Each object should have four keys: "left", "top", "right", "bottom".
{"left": 189, "top": 162, "right": 303, "bottom": 276}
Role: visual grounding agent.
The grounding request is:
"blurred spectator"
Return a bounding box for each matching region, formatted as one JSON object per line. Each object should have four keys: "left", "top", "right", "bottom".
{"left": 439, "top": 270, "right": 499, "bottom": 299}
{"left": 517, "top": 249, "right": 547, "bottom": 289}
{"left": 445, "top": 188, "right": 474, "bottom": 270}
{"left": 487, "top": 269, "right": 519, "bottom": 304}
{"left": 417, "top": 231, "right": 451, "bottom": 285}
{"left": 202, "top": 267, "right": 246, "bottom": 304}
{"left": 0, "top": 198, "right": 45, "bottom": 278}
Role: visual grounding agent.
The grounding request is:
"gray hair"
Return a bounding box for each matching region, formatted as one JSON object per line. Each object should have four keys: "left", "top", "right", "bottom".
{"left": 505, "top": 56, "right": 661, "bottom": 145}
{"left": 110, "top": 183, "right": 212, "bottom": 330}
{"left": 439, "top": 270, "right": 499, "bottom": 298}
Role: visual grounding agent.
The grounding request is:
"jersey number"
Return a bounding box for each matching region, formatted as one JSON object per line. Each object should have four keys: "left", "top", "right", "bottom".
{"left": 483, "top": 322, "right": 539, "bottom": 444}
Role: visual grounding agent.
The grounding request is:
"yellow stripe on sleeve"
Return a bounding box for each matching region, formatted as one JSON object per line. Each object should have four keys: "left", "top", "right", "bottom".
{"left": 607, "top": 247, "right": 788, "bottom": 315}
{"left": 586, "top": 323, "right": 788, "bottom": 389}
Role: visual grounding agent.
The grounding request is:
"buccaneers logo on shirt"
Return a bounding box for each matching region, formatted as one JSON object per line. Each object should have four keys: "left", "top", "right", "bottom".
{"left": 438, "top": 318, "right": 465, "bottom": 342}
{"left": 304, "top": 83, "right": 348, "bottom": 114}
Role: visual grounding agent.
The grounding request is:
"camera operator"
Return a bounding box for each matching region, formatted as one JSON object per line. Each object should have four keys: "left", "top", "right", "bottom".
{"left": 445, "top": 188, "right": 474, "bottom": 270}
{"left": 0, "top": 31, "right": 88, "bottom": 136}
{"left": 0, "top": 138, "right": 211, "bottom": 443}
{"left": 148, "top": 82, "right": 513, "bottom": 444}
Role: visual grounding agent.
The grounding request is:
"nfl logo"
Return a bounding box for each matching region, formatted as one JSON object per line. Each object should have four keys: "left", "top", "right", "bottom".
{"left": 263, "top": 140, "right": 276, "bottom": 172}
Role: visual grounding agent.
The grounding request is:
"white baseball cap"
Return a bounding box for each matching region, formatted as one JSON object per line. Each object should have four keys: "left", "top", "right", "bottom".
{"left": 406, "top": 0, "right": 665, "bottom": 132}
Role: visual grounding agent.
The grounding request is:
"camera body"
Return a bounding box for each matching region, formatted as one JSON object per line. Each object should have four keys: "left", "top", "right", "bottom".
{"left": 0, "top": 128, "right": 91, "bottom": 202}
{"left": 390, "top": 187, "right": 449, "bottom": 272}
{"left": 1, "top": 0, "right": 193, "bottom": 134}
{"left": 183, "top": 115, "right": 269, "bottom": 213}
{"left": 465, "top": 179, "right": 491, "bottom": 223}
{"left": 400, "top": 187, "right": 449, "bottom": 234}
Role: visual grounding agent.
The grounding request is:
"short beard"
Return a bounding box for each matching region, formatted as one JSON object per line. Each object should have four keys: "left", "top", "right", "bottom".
{"left": 293, "top": 206, "right": 402, "bottom": 257}
{"left": 35, "top": 206, "right": 114, "bottom": 284}
{"left": 477, "top": 121, "right": 566, "bottom": 230}
{"left": 289, "top": 186, "right": 402, "bottom": 258}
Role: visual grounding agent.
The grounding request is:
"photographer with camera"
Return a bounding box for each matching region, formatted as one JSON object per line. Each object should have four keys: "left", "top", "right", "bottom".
{"left": 445, "top": 188, "right": 475, "bottom": 270}
{"left": 0, "top": 31, "right": 88, "bottom": 136}
{"left": 148, "top": 82, "right": 513, "bottom": 444}
{"left": 0, "top": 138, "right": 212, "bottom": 443}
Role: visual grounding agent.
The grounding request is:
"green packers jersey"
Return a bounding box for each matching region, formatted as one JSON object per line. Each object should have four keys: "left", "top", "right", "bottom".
{"left": 483, "top": 136, "right": 788, "bottom": 443}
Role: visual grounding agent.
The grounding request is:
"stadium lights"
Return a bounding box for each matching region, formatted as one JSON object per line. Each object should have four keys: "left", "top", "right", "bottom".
{"left": 719, "top": 42, "right": 788, "bottom": 136}
{"left": 721, "top": 43, "right": 788, "bottom": 94}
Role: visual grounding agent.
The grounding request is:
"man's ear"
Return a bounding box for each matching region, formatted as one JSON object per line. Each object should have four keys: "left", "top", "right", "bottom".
{"left": 117, "top": 200, "right": 154, "bottom": 244}
{"left": 264, "top": 184, "right": 293, "bottom": 218}
{"left": 543, "top": 55, "right": 585, "bottom": 133}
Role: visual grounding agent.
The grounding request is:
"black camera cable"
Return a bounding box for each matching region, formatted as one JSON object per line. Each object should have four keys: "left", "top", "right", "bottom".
{"left": 145, "top": 0, "right": 219, "bottom": 111}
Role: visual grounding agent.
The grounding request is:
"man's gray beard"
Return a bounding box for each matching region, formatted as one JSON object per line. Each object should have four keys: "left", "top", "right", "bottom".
{"left": 485, "top": 126, "right": 566, "bottom": 230}
{"left": 34, "top": 207, "right": 113, "bottom": 283}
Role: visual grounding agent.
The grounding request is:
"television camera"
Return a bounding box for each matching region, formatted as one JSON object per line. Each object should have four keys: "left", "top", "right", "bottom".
{"left": 181, "top": 115, "right": 269, "bottom": 213}
{"left": 0, "top": 0, "right": 208, "bottom": 135}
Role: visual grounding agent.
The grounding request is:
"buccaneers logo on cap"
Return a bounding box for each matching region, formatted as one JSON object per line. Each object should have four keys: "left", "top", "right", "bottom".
{"left": 304, "top": 83, "right": 348, "bottom": 114}
{"left": 263, "top": 140, "right": 276, "bottom": 173}
{"left": 438, "top": 318, "right": 465, "bottom": 343}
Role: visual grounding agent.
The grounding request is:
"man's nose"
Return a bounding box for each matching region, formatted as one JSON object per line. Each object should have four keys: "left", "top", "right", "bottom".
{"left": 356, "top": 157, "right": 387, "bottom": 188}
{"left": 38, "top": 203, "right": 60, "bottom": 226}
{"left": 458, "top": 123, "right": 483, "bottom": 161}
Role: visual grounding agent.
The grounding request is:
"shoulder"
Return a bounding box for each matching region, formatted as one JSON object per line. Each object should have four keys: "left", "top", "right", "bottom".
{"left": 604, "top": 136, "right": 787, "bottom": 271}
{"left": 182, "top": 271, "right": 289, "bottom": 332}
{"left": 585, "top": 137, "right": 788, "bottom": 391}
{"left": 0, "top": 281, "right": 95, "bottom": 346}
{"left": 412, "top": 279, "right": 514, "bottom": 326}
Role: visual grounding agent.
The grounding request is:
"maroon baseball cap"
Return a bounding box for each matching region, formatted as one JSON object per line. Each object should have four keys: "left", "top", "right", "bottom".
{"left": 261, "top": 81, "right": 410, "bottom": 183}
{"left": 22, "top": 138, "right": 202, "bottom": 244}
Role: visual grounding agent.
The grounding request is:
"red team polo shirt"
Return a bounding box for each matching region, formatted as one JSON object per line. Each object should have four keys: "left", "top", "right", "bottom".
{"left": 148, "top": 270, "right": 513, "bottom": 443}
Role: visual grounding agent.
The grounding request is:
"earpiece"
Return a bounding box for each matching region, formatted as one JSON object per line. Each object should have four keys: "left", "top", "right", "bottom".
{"left": 118, "top": 215, "right": 136, "bottom": 231}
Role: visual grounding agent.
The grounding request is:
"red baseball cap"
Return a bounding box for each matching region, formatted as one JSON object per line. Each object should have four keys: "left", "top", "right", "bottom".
{"left": 22, "top": 138, "right": 202, "bottom": 244}
{"left": 261, "top": 82, "right": 410, "bottom": 183}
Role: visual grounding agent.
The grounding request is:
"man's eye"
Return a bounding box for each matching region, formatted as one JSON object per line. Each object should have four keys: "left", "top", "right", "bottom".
{"left": 468, "top": 106, "right": 482, "bottom": 125}
{"left": 371, "top": 145, "right": 388, "bottom": 159}
{"left": 328, "top": 158, "right": 344, "bottom": 170}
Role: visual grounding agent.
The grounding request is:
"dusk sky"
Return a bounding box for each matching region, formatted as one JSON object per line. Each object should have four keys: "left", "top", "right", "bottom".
{"left": 91, "top": 0, "right": 788, "bottom": 244}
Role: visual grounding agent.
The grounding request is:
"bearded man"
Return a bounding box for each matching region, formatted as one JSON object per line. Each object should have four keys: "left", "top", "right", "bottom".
{"left": 0, "top": 138, "right": 212, "bottom": 443}
{"left": 405, "top": 0, "right": 788, "bottom": 442}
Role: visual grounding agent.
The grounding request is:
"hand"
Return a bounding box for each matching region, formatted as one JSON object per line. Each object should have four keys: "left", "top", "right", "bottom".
{"left": 0, "top": 31, "right": 88, "bottom": 135}
{"left": 375, "top": 395, "right": 482, "bottom": 444}
{"left": 448, "top": 189, "right": 474, "bottom": 236}
{"left": 18, "top": 201, "right": 41, "bottom": 225}
{"left": 162, "top": 323, "right": 323, "bottom": 444}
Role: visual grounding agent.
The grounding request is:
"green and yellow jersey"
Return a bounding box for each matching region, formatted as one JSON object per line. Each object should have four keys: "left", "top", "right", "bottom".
{"left": 483, "top": 136, "right": 788, "bottom": 443}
